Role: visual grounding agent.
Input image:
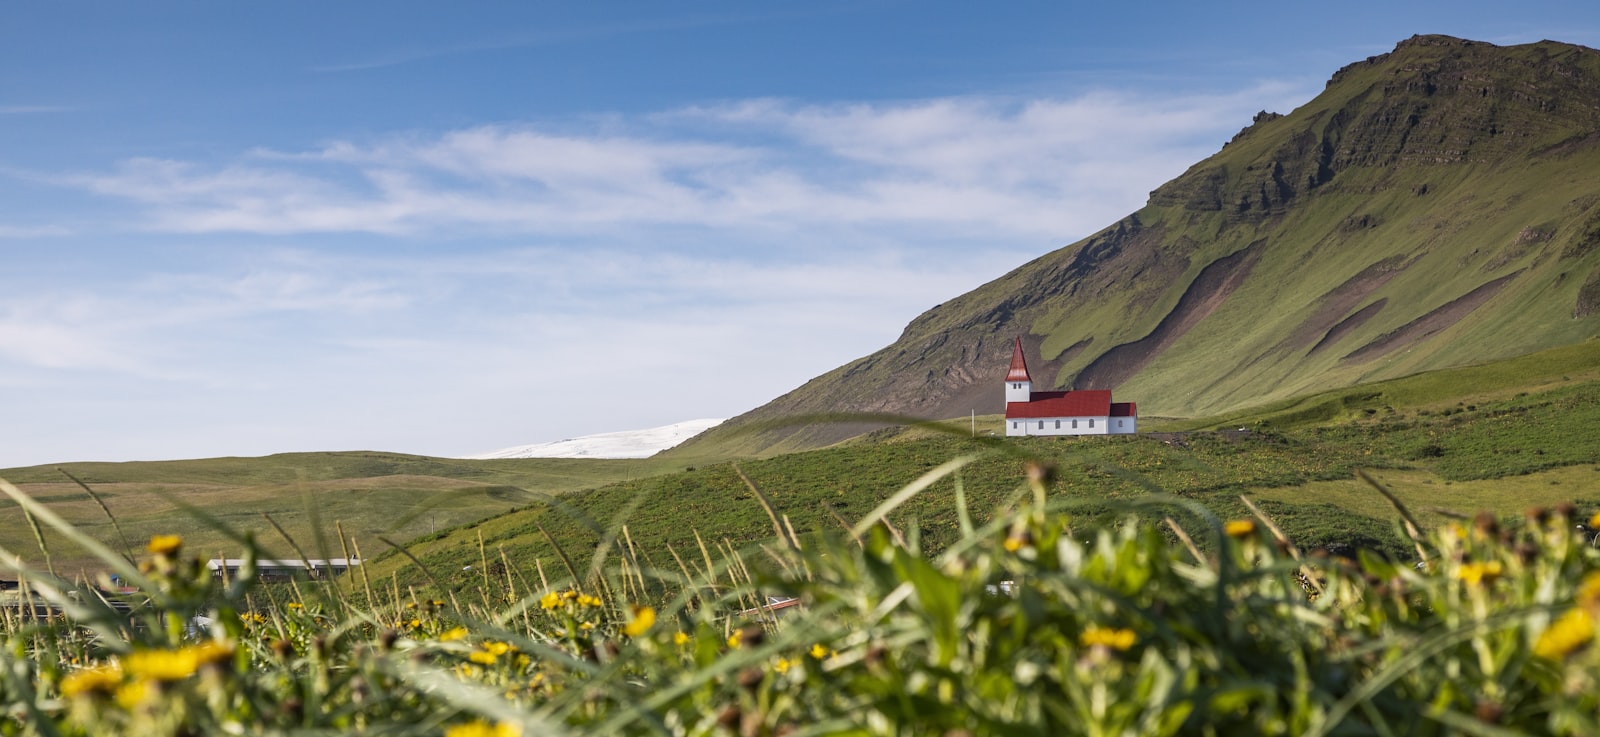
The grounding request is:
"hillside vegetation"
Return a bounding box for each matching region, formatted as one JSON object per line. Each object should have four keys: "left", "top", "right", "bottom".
{"left": 676, "top": 35, "right": 1600, "bottom": 457}
{"left": 0, "top": 452, "right": 689, "bottom": 576}
{"left": 366, "top": 344, "right": 1600, "bottom": 588}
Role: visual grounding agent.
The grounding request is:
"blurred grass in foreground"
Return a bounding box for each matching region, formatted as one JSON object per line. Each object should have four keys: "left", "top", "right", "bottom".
{"left": 3, "top": 450, "right": 1600, "bottom": 736}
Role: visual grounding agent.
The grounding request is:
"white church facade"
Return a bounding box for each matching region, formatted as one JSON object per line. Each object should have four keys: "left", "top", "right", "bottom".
{"left": 1004, "top": 337, "right": 1137, "bottom": 437}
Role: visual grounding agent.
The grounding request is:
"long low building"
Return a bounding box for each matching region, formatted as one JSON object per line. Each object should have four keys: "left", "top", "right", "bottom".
{"left": 1004, "top": 337, "right": 1137, "bottom": 437}
{"left": 207, "top": 558, "right": 361, "bottom": 581}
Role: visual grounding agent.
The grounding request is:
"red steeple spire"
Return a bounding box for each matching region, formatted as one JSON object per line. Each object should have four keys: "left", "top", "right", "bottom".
{"left": 1006, "top": 337, "right": 1031, "bottom": 382}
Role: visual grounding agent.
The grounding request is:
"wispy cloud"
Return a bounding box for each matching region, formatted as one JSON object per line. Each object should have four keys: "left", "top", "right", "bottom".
{"left": 57, "top": 84, "right": 1314, "bottom": 241}
{"left": 0, "top": 105, "right": 70, "bottom": 115}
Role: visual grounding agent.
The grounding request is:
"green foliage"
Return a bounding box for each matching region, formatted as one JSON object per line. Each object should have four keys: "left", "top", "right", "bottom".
{"left": 7, "top": 458, "right": 1600, "bottom": 735}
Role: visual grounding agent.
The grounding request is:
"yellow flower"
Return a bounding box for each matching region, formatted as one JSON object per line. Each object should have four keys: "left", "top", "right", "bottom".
{"left": 287, "top": 602, "right": 304, "bottom": 611}
{"left": 123, "top": 642, "right": 234, "bottom": 682}
{"left": 146, "top": 534, "right": 183, "bottom": 556}
{"left": 727, "top": 631, "right": 743, "bottom": 648}
{"left": 1457, "top": 561, "right": 1504, "bottom": 587}
{"left": 1002, "top": 536, "right": 1024, "bottom": 553}
{"left": 576, "top": 594, "right": 603, "bottom": 608}
{"left": 774, "top": 657, "right": 793, "bottom": 674}
{"left": 578, "top": 621, "right": 595, "bottom": 631}
{"left": 1534, "top": 607, "right": 1594, "bottom": 660}
{"left": 1079, "top": 626, "right": 1137, "bottom": 651}
{"left": 1224, "top": 520, "right": 1256, "bottom": 539}
{"left": 1577, "top": 571, "right": 1600, "bottom": 611}
{"left": 482, "top": 640, "right": 515, "bottom": 656}
{"left": 622, "top": 606, "right": 656, "bottom": 637}
{"left": 809, "top": 643, "right": 832, "bottom": 660}
{"left": 444, "top": 719, "right": 522, "bottom": 737}
{"left": 673, "top": 631, "right": 691, "bottom": 646}
{"left": 1590, "top": 511, "right": 1600, "bottom": 529}
{"left": 114, "top": 679, "right": 150, "bottom": 709}
{"left": 539, "top": 591, "right": 563, "bottom": 610}
{"left": 60, "top": 666, "right": 123, "bottom": 698}
{"left": 468, "top": 650, "right": 498, "bottom": 665}
{"left": 440, "top": 627, "right": 469, "bottom": 642}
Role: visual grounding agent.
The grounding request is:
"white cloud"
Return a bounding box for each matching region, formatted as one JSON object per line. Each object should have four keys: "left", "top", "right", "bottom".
{"left": 55, "top": 84, "right": 1315, "bottom": 241}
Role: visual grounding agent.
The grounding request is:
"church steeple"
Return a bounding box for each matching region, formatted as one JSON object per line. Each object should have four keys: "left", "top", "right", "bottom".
{"left": 1005, "top": 337, "right": 1032, "bottom": 404}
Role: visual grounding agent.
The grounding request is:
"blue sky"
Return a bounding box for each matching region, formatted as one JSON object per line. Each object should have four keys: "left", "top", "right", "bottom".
{"left": 2, "top": 2, "right": 1596, "bottom": 467}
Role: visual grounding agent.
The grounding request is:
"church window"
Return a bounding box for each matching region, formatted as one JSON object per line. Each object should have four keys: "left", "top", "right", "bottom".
{"left": 1071, "top": 419, "right": 1077, "bottom": 429}
{"left": 1089, "top": 419, "right": 1095, "bottom": 428}
{"left": 1054, "top": 420, "right": 1060, "bottom": 429}
{"left": 1038, "top": 421, "right": 1044, "bottom": 429}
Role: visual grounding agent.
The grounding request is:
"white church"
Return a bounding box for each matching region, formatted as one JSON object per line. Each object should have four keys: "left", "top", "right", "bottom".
{"left": 1004, "top": 337, "right": 1137, "bottom": 437}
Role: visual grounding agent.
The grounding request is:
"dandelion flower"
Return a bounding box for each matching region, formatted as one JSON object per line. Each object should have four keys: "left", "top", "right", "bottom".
{"left": 809, "top": 643, "right": 830, "bottom": 660}
{"left": 1534, "top": 608, "right": 1594, "bottom": 660}
{"left": 673, "top": 631, "right": 691, "bottom": 646}
{"left": 1224, "top": 520, "right": 1256, "bottom": 539}
{"left": 146, "top": 534, "right": 183, "bottom": 556}
{"left": 1457, "top": 561, "right": 1504, "bottom": 587}
{"left": 539, "top": 591, "right": 563, "bottom": 610}
{"left": 60, "top": 666, "right": 122, "bottom": 698}
{"left": 114, "top": 680, "right": 149, "bottom": 709}
{"left": 1079, "top": 626, "right": 1137, "bottom": 651}
{"left": 774, "top": 657, "right": 793, "bottom": 675}
{"left": 445, "top": 719, "right": 522, "bottom": 737}
{"left": 622, "top": 606, "right": 655, "bottom": 637}
{"left": 440, "top": 627, "right": 469, "bottom": 642}
{"left": 1577, "top": 571, "right": 1600, "bottom": 610}
{"left": 468, "top": 651, "right": 498, "bottom": 666}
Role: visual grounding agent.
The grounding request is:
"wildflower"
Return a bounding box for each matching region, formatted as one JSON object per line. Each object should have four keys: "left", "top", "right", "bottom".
{"left": 482, "top": 641, "right": 515, "bottom": 656}
{"left": 60, "top": 666, "right": 122, "bottom": 698}
{"left": 539, "top": 591, "right": 563, "bottom": 610}
{"left": 440, "top": 627, "right": 469, "bottom": 642}
{"left": 1590, "top": 510, "right": 1600, "bottom": 530}
{"left": 123, "top": 642, "right": 234, "bottom": 682}
{"left": 809, "top": 643, "right": 830, "bottom": 660}
{"left": 727, "top": 630, "right": 743, "bottom": 649}
{"left": 445, "top": 719, "right": 522, "bottom": 737}
{"left": 1079, "top": 626, "right": 1137, "bottom": 651}
{"left": 468, "top": 651, "right": 498, "bottom": 665}
{"left": 287, "top": 602, "right": 304, "bottom": 611}
{"left": 578, "top": 621, "right": 595, "bottom": 631}
{"left": 146, "top": 534, "right": 183, "bottom": 556}
{"left": 576, "top": 593, "right": 603, "bottom": 608}
{"left": 114, "top": 680, "right": 150, "bottom": 709}
{"left": 673, "top": 631, "right": 691, "bottom": 646}
{"left": 774, "top": 657, "right": 793, "bottom": 675}
{"left": 1534, "top": 607, "right": 1595, "bottom": 660}
{"left": 623, "top": 606, "right": 656, "bottom": 637}
{"left": 1224, "top": 520, "right": 1256, "bottom": 539}
{"left": 1574, "top": 572, "right": 1600, "bottom": 612}
{"left": 1457, "top": 561, "right": 1504, "bottom": 587}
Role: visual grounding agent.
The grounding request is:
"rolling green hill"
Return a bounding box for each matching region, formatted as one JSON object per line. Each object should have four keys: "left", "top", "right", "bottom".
{"left": 0, "top": 452, "right": 688, "bottom": 576}
{"left": 673, "top": 35, "right": 1600, "bottom": 458}
{"left": 365, "top": 344, "right": 1600, "bottom": 589}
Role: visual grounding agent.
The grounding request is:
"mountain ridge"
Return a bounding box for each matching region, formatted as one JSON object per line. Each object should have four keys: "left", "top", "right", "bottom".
{"left": 671, "top": 34, "right": 1600, "bottom": 458}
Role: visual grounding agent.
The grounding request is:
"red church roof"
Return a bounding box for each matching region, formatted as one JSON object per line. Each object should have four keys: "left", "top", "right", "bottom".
{"left": 1111, "top": 402, "right": 1137, "bottom": 417}
{"left": 1006, "top": 337, "right": 1031, "bottom": 382}
{"left": 1006, "top": 389, "right": 1113, "bottom": 418}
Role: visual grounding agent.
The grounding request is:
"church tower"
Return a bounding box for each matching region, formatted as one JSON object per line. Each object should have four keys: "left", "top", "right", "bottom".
{"left": 1005, "top": 337, "right": 1032, "bottom": 404}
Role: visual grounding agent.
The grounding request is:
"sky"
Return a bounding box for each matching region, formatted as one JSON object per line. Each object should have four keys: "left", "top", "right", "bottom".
{"left": 3, "top": 2, "right": 1598, "bottom": 467}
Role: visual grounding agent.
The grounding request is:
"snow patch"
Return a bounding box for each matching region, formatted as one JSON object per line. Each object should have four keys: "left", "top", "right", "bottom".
{"left": 462, "top": 419, "right": 724, "bottom": 460}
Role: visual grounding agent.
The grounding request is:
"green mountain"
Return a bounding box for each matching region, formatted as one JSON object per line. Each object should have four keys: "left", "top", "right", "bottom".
{"left": 675, "top": 35, "right": 1600, "bottom": 457}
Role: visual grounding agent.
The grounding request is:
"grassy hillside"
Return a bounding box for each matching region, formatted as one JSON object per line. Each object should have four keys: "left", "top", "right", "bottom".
{"left": 369, "top": 358, "right": 1600, "bottom": 589}
{"left": 0, "top": 451, "right": 688, "bottom": 576}
{"left": 674, "top": 35, "right": 1600, "bottom": 458}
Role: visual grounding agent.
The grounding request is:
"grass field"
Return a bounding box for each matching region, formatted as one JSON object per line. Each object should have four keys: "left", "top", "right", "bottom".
{"left": 0, "top": 452, "right": 689, "bottom": 576}
{"left": 362, "top": 368, "right": 1600, "bottom": 589}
